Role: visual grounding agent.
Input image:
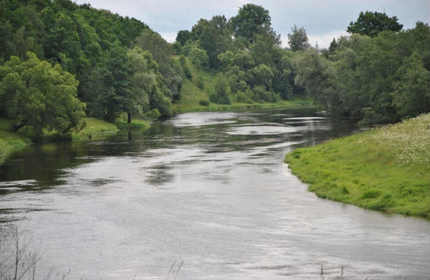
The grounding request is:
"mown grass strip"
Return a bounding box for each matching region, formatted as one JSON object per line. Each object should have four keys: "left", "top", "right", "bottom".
{"left": 285, "top": 114, "right": 430, "bottom": 220}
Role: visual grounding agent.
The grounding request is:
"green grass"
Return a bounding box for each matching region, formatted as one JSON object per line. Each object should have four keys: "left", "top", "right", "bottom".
{"left": 72, "top": 118, "right": 119, "bottom": 141}
{"left": 173, "top": 57, "right": 316, "bottom": 113}
{"left": 0, "top": 119, "right": 31, "bottom": 165}
{"left": 285, "top": 114, "right": 430, "bottom": 220}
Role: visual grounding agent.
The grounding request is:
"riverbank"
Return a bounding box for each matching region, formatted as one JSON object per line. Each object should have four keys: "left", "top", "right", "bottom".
{"left": 173, "top": 98, "right": 314, "bottom": 114}
{"left": 0, "top": 118, "right": 123, "bottom": 166}
{"left": 0, "top": 120, "right": 31, "bottom": 166}
{"left": 285, "top": 113, "right": 430, "bottom": 220}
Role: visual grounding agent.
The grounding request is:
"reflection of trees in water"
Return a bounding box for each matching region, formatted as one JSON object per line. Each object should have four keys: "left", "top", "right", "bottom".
{"left": 146, "top": 164, "right": 175, "bottom": 187}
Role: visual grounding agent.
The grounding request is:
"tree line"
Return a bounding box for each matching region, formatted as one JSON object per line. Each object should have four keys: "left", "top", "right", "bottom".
{"left": 0, "top": 0, "right": 187, "bottom": 137}
{"left": 295, "top": 12, "right": 430, "bottom": 124}
{"left": 1, "top": 1, "right": 429, "bottom": 137}
{"left": 176, "top": 6, "right": 430, "bottom": 124}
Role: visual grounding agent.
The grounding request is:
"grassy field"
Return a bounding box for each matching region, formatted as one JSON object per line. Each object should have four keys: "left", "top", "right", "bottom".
{"left": 173, "top": 58, "right": 315, "bottom": 113}
{"left": 285, "top": 114, "right": 430, "bottom": 220}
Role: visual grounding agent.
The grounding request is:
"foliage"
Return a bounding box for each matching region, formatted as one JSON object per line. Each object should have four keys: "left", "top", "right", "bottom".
{"left": 210, "top": 76, "right": 231, "bottom": 105}
{"left": 189, "top": 45, "right": 209, "bottom": 69}
{"left": 199, "top": 100, "right": 209, "bottom": 106}
{"left": 176, "top": 30, "right": 192, "bottom": 46}
{"left": 178, "top": 4, "right": 297, "bottom": 104}
{"left": 347, "top": 11, "right": 403, "bottom": 37}
{"left": 189, "top": 16, "right": 232, "bottom": 68}
{"left": 286, "top": 113, "right": 430, "bottom": 219}
{"left": 288, "top": 25, "right": 310, "bottom": 51}
{"left": 72, "top": 117, "right": 119, "bottom": 141}
{"left": 392, "top": 52, "right": 430, "bottom": 118}
{"left": 0, "top": 0, "right": 178, "bottom": 125}
{"left": 0, "top": 52, "right": 85, "bottom": 136}
{"left": 295, "top": 22, "right": 430, "bottom": 124}
{"left": 0, "top": 119, "right": 30, "bottom": 165}
{"left": 230, "top": 4, "right": 273, "bottom": 44}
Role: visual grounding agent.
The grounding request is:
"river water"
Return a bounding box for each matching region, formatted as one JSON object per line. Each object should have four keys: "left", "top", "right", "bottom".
{"left": 0, "top": 109, "right": 429, "bottom": 280}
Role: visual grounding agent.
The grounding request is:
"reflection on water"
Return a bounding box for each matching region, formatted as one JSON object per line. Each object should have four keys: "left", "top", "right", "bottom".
{"left": 1, "top": 109, "right": 430, "bottom": 280}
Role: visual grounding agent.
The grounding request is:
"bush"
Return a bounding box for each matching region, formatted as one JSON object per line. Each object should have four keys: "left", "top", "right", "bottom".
{"left": 210, "top": 77, "right": 231, "bottom": 105}
{"left": 144, "top": 109, "right": 161, "bottom": 119}
{"left": 251, "top": 86, "right": 279, "bottom": 102}
{"left": 235, "top": 90, "right": 253, "bottom": 103}
{"left": 179, "top": 56, "right": 192, "bottom": 79}
{"left": 195, "top": 76, "right": 205, "bottom": 89}
{"left": 199, "top": 100, "right": 210, "bottom": 106}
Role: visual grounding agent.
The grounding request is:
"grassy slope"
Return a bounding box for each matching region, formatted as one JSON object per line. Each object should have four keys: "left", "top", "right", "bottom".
{"left": 173, "top": 59, "right": 315, "bottom": 113}
{"left": 285, "top": 114, "right": 430, "bottom": 219}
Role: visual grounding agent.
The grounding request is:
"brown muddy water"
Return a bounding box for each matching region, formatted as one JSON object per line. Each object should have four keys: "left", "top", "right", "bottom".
{"left": 0, "top": 109, "right": 429, "bottom": 280}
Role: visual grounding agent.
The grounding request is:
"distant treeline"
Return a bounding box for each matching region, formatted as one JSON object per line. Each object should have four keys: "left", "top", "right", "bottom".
{"left": 0, "top": 0, "right": 186, "bottom": 136}
{"left": 176, "top": 7, "right": 430, "bottom": 124}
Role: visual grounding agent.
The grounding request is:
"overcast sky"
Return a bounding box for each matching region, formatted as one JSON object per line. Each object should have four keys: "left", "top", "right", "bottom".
{"left": 74, "top": 0, "right": 429, "bottom": 48}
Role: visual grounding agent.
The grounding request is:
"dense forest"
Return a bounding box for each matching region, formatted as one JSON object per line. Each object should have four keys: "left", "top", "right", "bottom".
{"left": 176, "top": 7, "right": 430, "bottom": 124}
{"left": 1, "top": 1, "right": 429, "bottom": 138}
{"left": 0, "top": 0, "right": 184, "bottom": 136}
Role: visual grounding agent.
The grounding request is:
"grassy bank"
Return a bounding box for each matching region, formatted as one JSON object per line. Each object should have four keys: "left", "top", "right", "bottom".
{"left": 0, "top": 119, "right": 31, "bottom": 166}
{"left": 0, "top": 117, "right": 122, "bottom": 165}
{"left": 174, "top": 98, "right": 314, "bottom": 113}
{"left": 72, "top": 118, "right": 119, "bottom": 141}
{"left": 285, "top": 114, "right": 430, "bottom": 219}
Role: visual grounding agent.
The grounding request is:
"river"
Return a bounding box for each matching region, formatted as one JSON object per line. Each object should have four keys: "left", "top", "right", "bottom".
{"left": 0, "top": 109, "right": 429, "bottom": 280}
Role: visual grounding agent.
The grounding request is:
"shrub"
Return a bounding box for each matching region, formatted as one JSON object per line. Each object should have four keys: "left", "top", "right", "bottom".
{"left": 210, "top": 77, "right": 231, "bottom": 104}
{"left": 199, "top": 100, "right": 210, "bottom": 106}
{"left": 195, "top": 76, "right": 205, "bottom": 89}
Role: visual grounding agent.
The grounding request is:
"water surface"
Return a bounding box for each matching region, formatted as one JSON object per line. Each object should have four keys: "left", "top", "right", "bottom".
{"left": 1, "top": 109, "right": 429, "bottom": 280}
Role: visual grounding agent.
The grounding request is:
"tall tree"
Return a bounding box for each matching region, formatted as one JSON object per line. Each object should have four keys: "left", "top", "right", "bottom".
{"left": 191, "top": 16, "right": 232, "bottom": 68}
{"left": 176, "top": 30, "right": 192, "bottom": 46}
{"left": 0, "top": 52, "right": 85, "bottom": 136}
{"left": 230, "top": 4, "right": 272, "bottom": 44}
{"left": 347, "top": 11, "right": 403, "bottom": 37}
{"left": 288, "top": 25, "right": 310, "bottom": 51}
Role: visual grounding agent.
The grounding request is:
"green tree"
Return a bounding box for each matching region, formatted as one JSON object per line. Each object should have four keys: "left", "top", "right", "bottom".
{"left": 230, "top": 4, "right": 272, "bottom": 44}
{"left": 189, "top": 45, "right": 209, "bottom": 69}
{"left": 293, "top": 49, "right": 338, "bottom": 111}
{"left": 126, "top": 47, "right": 158, "bottom": 123}
{"left": 191, "top": 16, "right": 232, "bottom": 68}
{"left": 250, "top": 64, "right": 274, "bottom": 89}
{"left": 0, "top": 52, "right": 85, "bottom": 136}
{"left": 210, "top": 76, "right": 231, "bottom": 104}
{"left": 347, "top": 11, "right": 403, "bottom": 37}
{"left": 288, "top": 25, "right": 310, "bottom": 51}
{"left": 393, "top": 52, "right": 430, "bottom": 118}
{"left": 176, "top": 30, "right": 192, "bottom": 46}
